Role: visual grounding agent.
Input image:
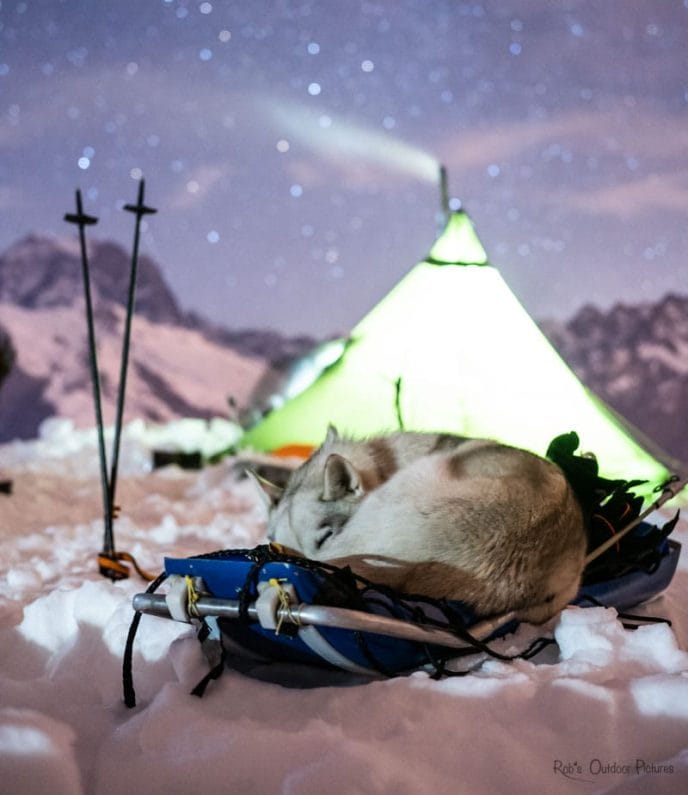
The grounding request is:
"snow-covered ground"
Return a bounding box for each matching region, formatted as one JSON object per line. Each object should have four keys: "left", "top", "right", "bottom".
{"left": 1, "top": 419, "right": 687, "bottom": 795}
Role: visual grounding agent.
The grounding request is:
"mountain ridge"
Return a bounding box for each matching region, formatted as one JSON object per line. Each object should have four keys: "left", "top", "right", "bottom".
{"left": 0, "top": 233, "right": 686, "bottom": 465}
{"left": 0, "top": 234, "right": 317, "bottom": 366}
{"left": 541, "top": 292, "right": 688, "bottom": 466}
{"left": 0, "top": 235, "right": 315, "bottom": 441}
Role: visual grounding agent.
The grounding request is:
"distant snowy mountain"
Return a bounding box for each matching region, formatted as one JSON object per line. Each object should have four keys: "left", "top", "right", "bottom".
{"left": 0, "top": 234, "right": 316, "bottom": 364}
{"left": 0, "top": 234, "right": 184, "bottom": 325}
{"left": 1, "top": 234, "right": 686, "bottom": 461}
{"left": 0, "top": 235, "right": 315, "bottom": 441}
{"left": 542, "top": 293, "right": 688, "bottom": 466}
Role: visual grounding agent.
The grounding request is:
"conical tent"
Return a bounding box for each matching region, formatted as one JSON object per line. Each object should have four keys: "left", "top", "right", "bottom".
{"left": 243, "top": 211, "right": 671, "bottom": 484}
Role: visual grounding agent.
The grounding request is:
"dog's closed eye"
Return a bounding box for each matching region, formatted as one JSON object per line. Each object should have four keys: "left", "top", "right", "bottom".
{"left": 315, "top": 514, "right": 348, "bottom": 549}
{"left": 315, "top": 526, "right": 333, "bottom": 549}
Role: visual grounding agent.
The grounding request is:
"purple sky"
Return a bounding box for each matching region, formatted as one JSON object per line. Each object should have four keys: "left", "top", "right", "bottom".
{"left": 1, "top": 0, "right": 687, "bottom": 336}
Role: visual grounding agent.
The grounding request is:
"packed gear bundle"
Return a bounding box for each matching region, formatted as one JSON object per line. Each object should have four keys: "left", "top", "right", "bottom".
{"left": 124, "top": 438, "right": 683, "bottom": 706}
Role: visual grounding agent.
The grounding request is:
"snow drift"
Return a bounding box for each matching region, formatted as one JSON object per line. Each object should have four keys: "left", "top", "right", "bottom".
{"left": 0, "top": 419, "right": 687, "bottom": 794}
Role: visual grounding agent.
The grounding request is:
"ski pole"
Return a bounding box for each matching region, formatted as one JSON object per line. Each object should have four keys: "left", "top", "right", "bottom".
{"left": 64, "top": 191, "right": 116, "bottom": 566}
{"left": 108, "top": 179, "right": 157, "bottom": 518}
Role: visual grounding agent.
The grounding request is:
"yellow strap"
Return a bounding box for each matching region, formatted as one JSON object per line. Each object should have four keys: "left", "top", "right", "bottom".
{"left": 267, "top": 577, "right": 300, "bottom": 634}
{"left": 185, "top": 575, "right": 201, "bottom": 617}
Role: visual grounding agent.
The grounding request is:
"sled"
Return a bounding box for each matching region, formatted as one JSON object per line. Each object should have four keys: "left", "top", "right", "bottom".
{"left": 125, "top": 455, "right": 684, "bottom": 708}
{"left": 130, "top": 528, "right": 681, "bottom": 680}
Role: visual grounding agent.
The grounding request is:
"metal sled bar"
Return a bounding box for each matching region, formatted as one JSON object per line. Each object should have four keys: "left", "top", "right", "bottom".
{"left": 132, "top": 593, "right": 516, "bottom": 651}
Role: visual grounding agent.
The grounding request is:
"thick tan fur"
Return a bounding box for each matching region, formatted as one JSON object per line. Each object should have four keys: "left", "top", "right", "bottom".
{"left": 265, "top": 428, "right": 587, "bottom": 623}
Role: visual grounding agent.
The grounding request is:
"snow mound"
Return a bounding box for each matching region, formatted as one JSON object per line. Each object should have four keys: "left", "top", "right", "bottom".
{"left": 1, "top": 424, "right": 687, "bottom": 793}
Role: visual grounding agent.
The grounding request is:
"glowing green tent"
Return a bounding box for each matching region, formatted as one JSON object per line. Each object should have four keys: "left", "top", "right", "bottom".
{"left": 242, "top": 211, "right": 672, "bottom": 484}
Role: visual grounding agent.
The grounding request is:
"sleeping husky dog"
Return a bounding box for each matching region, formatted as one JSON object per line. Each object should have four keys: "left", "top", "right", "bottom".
{"left": 258, "top": 427, "right": 587, "bottom": 623}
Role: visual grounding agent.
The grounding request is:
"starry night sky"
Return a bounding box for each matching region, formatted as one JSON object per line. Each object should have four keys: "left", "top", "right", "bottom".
{"left": 1, "top": 0, "right": 687, "bottom": 337}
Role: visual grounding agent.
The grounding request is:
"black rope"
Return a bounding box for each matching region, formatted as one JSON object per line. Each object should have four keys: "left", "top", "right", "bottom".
{"left": 190, "top": 656, "right": 226, "bottom": 697}
{"left": 236, "top": 546, "right": 276, "bottom": 622}
{"left": 122, "top": 571, "right": 167, "bottom": 708}
{"left": 575, "top": 593, "right": 672, "bottom": 631}
{"left": 197, "top": 545, "right": 559, "bottom": 672}
{"left": 128, "top": 523, "right": 677, "bottom": 695}
{"left": 190, "top": 620, "right": 227, "bottom": 697}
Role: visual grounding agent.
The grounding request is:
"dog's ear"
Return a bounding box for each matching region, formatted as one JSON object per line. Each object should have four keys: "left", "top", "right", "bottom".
{"left": 322, "top": 453, "right": 363, "bottom": 501}
{"left": 324, "top": 424, "right": 340, "bottom": 446}
{"left": 245, "top": 469, "right": 284, "bottom": 512}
